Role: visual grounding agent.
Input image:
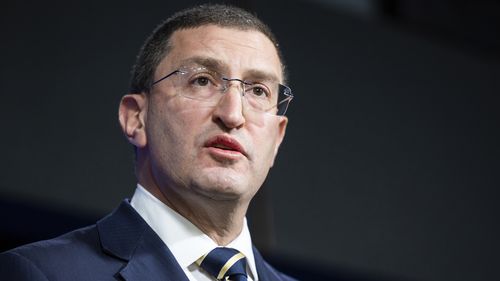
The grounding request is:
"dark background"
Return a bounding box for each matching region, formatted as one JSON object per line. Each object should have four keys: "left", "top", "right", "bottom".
{"left": 1, "top": 1, "right": 499, "bottom": 281}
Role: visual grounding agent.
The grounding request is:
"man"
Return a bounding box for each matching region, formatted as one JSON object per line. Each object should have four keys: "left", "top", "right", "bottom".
{"left": 0, "top": 4, "right": 295, "bottom": 281}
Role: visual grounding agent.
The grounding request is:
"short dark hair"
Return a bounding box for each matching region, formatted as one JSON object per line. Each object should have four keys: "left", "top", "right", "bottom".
{"left": 129, "top": 4, "right": 286, "bottom": 94}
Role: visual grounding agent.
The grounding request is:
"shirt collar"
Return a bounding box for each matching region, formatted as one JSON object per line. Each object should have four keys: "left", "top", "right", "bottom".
{"left": 130, "top": 184, "right": 258, "bottom": 280}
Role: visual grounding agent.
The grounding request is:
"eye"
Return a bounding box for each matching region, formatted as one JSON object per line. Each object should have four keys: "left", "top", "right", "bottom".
{"left": 248, "top": 84, "right": 271, "bottom": 98}
{"left": 192, "top": 76, "right": 211, "bottom": 86}
{"left": 252, "top": 86, "right": 266, "bottom": 96}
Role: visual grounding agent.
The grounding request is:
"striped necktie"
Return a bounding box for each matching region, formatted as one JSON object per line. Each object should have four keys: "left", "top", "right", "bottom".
{"left": 197, "top": 247, "right": 248, "bottom": 281}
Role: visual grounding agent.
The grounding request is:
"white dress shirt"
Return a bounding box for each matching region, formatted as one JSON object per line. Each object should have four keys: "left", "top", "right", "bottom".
{"left": 130, "top": 184, "right": 258, "bottom": 281}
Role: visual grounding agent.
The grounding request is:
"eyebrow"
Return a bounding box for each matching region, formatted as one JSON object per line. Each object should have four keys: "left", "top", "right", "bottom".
{"left": 244, "top": 69, "right": 280, "bottom": 84}
{"left": 178, "top": 56, "right": 228, "bottom": 73}
{"left": 177, "top": 56, "right": 281, "bottom": 84}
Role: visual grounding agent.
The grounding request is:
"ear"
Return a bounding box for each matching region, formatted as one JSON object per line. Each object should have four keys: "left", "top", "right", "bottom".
{"left": 118, "top": 94, "right": 148, "bottom": 148}
{"left": 271, "top": 116, "right": 288, "bottom": 167}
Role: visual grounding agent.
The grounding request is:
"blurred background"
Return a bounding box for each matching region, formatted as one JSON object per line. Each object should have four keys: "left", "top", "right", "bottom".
{"left": 1, "top": 0, "right": 499, "bottom": 280}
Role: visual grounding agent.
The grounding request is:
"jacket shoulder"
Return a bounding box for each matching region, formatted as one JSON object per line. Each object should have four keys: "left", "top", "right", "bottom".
{"left": 0, "top": 224, "right": 122, "bottom": 281}
{"left": 2, "top": 224, "right": 98, "bottom": 261}
{"left": 0, "top": 250, "right": 50, "bottom": 281}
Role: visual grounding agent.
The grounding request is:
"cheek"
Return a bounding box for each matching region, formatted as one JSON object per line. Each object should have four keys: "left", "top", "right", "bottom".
{"left": 249, "top": 118, "right": 281, "bottom": 162}
{"left": 149, "top": 100, "right": 212, "bottom": 157}
{"left": 147, "top": 111, "right": 198, "bottom": 184}
{"left": 147, "top": 102, "right": 183, "bottom": 157}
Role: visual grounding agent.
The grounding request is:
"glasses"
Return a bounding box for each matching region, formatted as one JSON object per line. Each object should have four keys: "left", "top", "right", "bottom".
{"left": 150, "top": 66, "right": 293, "bottom": 116}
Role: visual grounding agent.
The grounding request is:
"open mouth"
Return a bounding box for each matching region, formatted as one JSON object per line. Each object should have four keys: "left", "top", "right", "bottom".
{"left": 213, "top": 143, "right": 238, "bottom": 151}
{"left": 204, "top": 135, "right": 247, "bottom": 157}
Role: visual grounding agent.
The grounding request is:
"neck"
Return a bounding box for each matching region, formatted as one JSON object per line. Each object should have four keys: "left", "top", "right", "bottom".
{"left": 153, "top": 184, "right": 248, "bottom": 245}
{"left": 136, "top": 163, "right": 250, "bottom": 246}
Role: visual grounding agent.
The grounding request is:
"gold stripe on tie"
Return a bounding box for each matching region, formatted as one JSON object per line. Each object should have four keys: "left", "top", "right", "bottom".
{"left": 217, "top": 252, "right": 245, "bottom": 280}
{"left": 195, "top": 253, "right": 208, "bottom": 266}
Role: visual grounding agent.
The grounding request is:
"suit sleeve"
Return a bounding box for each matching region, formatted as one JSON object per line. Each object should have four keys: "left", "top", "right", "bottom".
{"left": 0, "top": 251, "right": 50, "bottom": 281}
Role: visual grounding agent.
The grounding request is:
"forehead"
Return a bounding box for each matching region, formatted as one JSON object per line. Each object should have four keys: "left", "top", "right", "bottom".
{"left": 157, "top": 25, "right": 283, "bottom": 82}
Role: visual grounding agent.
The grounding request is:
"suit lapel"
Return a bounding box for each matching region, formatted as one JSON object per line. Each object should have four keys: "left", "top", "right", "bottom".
{"left": 97, "top": 200, "right": 190, "bottom": 281}
{"left": 118, "top": 228, "right": 190, "bottom": 281}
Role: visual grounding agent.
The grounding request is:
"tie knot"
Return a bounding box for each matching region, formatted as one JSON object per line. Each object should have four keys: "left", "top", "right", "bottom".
{"left": 197, "top": 247, "right": 248, "bottom": 281}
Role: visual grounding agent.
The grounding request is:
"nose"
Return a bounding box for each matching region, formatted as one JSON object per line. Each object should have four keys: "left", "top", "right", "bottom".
{"left": 212, "top": 81, "right": 246, "bottom": 129}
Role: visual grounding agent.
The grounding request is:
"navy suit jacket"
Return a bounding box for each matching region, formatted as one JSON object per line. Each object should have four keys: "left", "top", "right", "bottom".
{"left": 0, "top": 200, "right": 296, "bottom": 281}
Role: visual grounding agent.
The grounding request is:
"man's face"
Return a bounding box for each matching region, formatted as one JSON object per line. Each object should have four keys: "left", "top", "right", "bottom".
{"left": 139, "top": 25, "right": 287, "bottom": 202}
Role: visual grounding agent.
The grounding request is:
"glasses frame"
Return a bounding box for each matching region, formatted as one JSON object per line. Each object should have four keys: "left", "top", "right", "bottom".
{"left": 150, "top": 67, "right": 293, "bottom": 116}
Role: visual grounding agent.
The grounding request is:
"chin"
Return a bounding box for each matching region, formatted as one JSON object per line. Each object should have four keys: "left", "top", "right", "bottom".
{"left": 190, "top": 172, "right": 249, "bottom": 201}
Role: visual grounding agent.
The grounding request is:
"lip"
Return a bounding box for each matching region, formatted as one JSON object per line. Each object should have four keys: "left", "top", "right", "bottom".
{"left": 204, "top": 134, "right": 247, "bottom": 158}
